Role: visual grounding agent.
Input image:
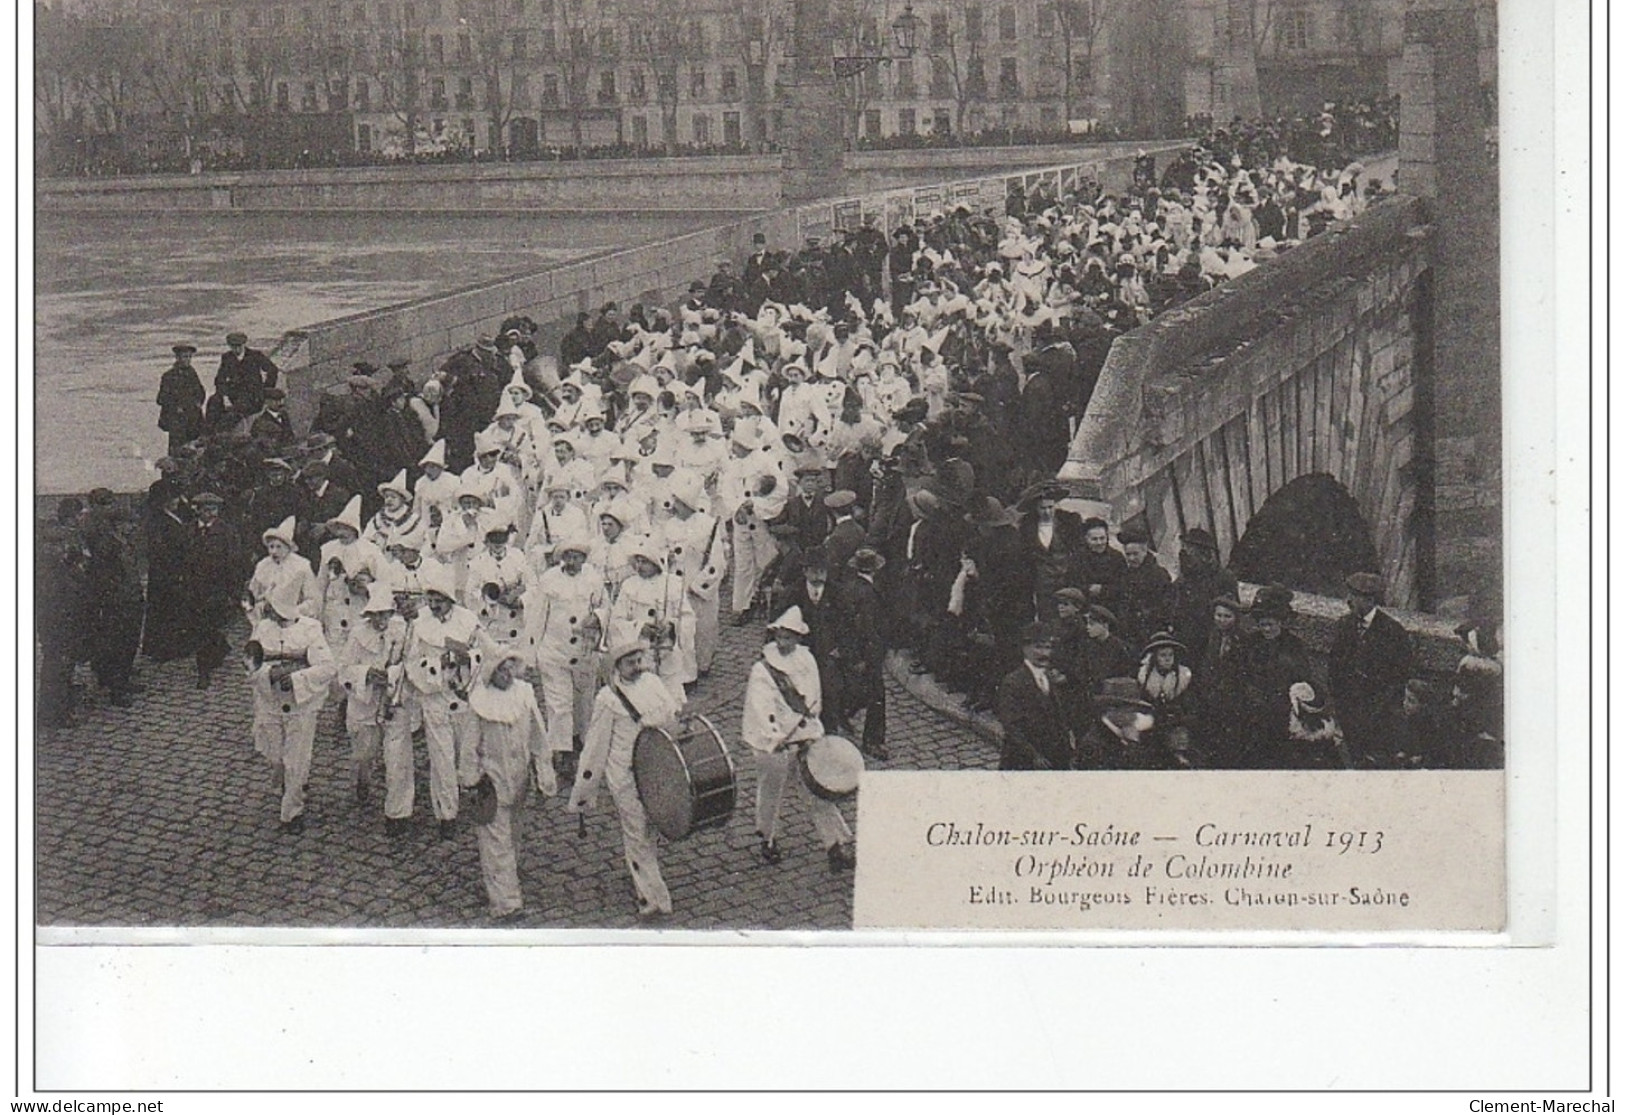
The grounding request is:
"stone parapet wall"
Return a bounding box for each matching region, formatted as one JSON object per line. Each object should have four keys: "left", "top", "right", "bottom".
{"left": 1062, "top": 195, "right": 1437, "bottom": 610}
{"left": 274, "top": 144, "right": 1181, "bottom": 433}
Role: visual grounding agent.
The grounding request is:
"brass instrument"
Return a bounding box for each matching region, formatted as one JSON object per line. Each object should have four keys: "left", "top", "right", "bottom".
{"left": 243, "top": 641, "right": 308, "bottom": 691}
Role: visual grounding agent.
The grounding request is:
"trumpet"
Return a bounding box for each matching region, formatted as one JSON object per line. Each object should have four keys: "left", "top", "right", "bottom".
{"left": 344, "top": 571, "right": 374, "bottom": 598}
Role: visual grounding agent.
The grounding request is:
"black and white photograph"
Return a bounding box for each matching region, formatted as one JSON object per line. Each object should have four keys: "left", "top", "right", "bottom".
{"left": 24, "top": 0, "right": 1596, "bottom": 1096}
{"left": 30, "top": 0, "right": 1509, "bottom": 935}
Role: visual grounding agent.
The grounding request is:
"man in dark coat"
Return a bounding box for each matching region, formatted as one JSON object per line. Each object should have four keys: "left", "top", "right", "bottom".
{"left": 37, "top": 498, "right": 89, "bottom": 730}
{"left": 1073, "top": 677, "right": 1169, "bottom": 770}
{"left": 248, "top": 386, "right": 298, "bottom": 453}
{"left": 215, "top": 331, "right": 279, "bottom": 423}
{"left": 1016, "top": 326, "right": 1078, "bottom": 481}
{"left": 1116, "top": 519, "right": 1175, "bottom": 650}
{"left": 83, "top": 490, "right": 145, "bottom": 707}
{"left": 142, "top": 482, "right": 197, "bottom": 664}
{"left": 1328, "top": 572, "right": 1415, "bottom": 768}
{"left": 185, "top": 490, "right": 241, "bottom": 688}
{"left": 156, "top": 343, "right": 206, "bottom": 455}
{"left": 438, "top": 342, "right": 505, "bottom": 472}
{"left": 769, "top": 469, "right": 835, "bottom": 585}
{"left": 559, "top": 312, "right": 596, "bottom": 367}
{"left": 822, "top": 489, "right": 866, "bottom": 574}
{"left": 1169, "top": 527, "right": 1239, "bottom": 660}
{"left": 996, "top": 623, "right": 1075, "bottom": 770}
{"left": 831, "top": 547, "right": 890, "bottom": 759}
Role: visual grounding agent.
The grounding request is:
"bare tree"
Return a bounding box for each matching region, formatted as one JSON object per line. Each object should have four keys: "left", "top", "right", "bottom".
{"left": 1054, "top": 0, "right": 1112, "bottom": 121}
{"left": 827, "top": 0, "right": 887, "bottom": 145}
{"left": 730, "top": 0, "right": 788, "bottom": 150}
{"left": 460, "top": 0, "right": 531, "bottom": 155}
{"left": 923, "top": 27, "right": 983, "bottom": 135}
{"left": 373, "top": 3, "right": 430, "bottom": 155}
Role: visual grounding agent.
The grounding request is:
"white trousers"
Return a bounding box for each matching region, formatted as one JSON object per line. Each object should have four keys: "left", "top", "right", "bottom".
{"left": 537, "top": 654, "right": 599, "bottom": 755}
{"left": 253, "top": 706, "right": 323, "bottom": 823}
{"left": 384, "top": 691, "right": 476, "bottom": 820}
{"left": 476, "top": 801, "right": 525, "bottom": 917}
{"left": 606, "top": 740, "right": 672, "bottom": 914}
{"left": 730, "top": 522, "right": 778, "bottom": 613}
{"left": 754, "top": 748, "right": 853, "bottom": 849}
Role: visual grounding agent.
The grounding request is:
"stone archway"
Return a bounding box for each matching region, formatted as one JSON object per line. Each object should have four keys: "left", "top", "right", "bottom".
{"left": 1228, "top": 473, "right": 1380, "bottom": 598}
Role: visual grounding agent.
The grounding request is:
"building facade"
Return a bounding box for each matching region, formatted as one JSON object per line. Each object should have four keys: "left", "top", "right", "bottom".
{"left": 37, "top": 0, "right": 1451, "bottom": 171}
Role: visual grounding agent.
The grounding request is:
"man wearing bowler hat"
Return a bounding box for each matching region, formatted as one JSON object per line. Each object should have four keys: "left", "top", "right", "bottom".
{"left": 216, "top": 330, "right": 279, "bottom": 423}
{"left": 157, "top": 343, "right": 205, "bottom": 455}
{"left": 1328, "top": 571, "right": 1415, "bottom": 768}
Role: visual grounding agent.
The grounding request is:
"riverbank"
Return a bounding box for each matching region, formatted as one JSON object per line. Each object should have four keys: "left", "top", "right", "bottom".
{"left": 37, "top": 141, "right": 1164, "bottom": 215}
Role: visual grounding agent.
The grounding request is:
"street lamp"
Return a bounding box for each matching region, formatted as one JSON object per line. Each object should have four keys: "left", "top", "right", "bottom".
{"left": 832, "top": 2, "right": 921, "bottom": 79}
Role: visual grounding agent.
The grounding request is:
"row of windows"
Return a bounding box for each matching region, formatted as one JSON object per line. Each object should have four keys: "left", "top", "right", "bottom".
{"left": 192, "top": 56, "right": 1038, "bottom": 115}
{"left": 348, "top": 100, "right": 1059, "bottom": 152}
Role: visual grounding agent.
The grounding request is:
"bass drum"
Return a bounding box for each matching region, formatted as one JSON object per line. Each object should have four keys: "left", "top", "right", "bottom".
{"left": 633, "top": 714, "right": 737, "bottom": 842}
{"left": 798, "top": 735, "right": 865, "bottom": 801}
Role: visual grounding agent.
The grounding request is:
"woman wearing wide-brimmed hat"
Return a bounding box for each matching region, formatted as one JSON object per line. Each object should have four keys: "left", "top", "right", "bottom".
{"left": 1136, "top": 632, "right": 1197, "bottom": 768}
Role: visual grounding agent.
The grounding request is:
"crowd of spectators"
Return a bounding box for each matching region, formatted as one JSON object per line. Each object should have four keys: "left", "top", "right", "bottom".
{"left": 38, "top": 105, "right": 1501, "bottom": 790}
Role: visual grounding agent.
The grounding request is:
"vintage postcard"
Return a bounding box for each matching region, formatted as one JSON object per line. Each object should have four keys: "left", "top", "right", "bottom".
{"left": 24, "top": 0, "right": 1592, "bottom": 1097}
{"left": 32, "top": 0, "right": 1508, "bottom": 942}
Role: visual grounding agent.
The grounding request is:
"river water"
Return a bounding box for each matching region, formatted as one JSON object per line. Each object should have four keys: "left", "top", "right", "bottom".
{"left": 34, "top": 210, "right": 732, "bottom": 493}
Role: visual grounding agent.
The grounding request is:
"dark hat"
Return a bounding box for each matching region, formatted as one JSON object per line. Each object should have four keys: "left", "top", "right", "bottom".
{"left": 1081, "top": 516, "right": 1110, "bottom": 533}
{"left": 752, "top": 232, "right": 767, "bottom": 244}
{"left": 1117, "top": 519, "right": 1152, "bottom": 546}
{"left": 895, "top": 398, "right": 929, "bottom": 424}
{"left": 1211, "top": 593, "right": 1245, "bottom": 614}
{"left": 964, "top": 495, "right": 1019, "bottom": 528}
{"left": 1141, "top": 632, "right": 1187, "bottom": 657}
{"left": 484, "top": 528, "right": 511, "bottom": 543}
{"left": 1020, "top": 622, "right": 1057, "bottom": 647}
{"left": 849, "top": 547, "right": 886, "bottom": 574}
{"left": 1181, "top": 526, "right": 1218, "bottom": 552}
{"left": 793, "top": 462, "right": 825, "bottom": 477}
{"left": 1345, "top": 571, "right": 1384, "bottom": 600}
{"left": 689, "top": 280, "right": 707, "bottom": 292}
{"left": 351, "top": 360, "right": 378, "bottom": 374}
{"left": 87, "top": 487, "right": 116, "bottom": 507}
{"left": 601, "top": 301, "right": 619, "bottom": 313}
{"left": 1085, "top": 604, "right": 1118, "bottom": 629}
{"left": 263, "top": 386, "right": 287, "bottom": 400}
{"left": 225, "top": 331, "right": 248, "bottom": 346}
{"left": 1097, "top": 677, "right": 1155, "bottom": 711}
{"left": 1252, "top": 583, "right": 1296, "bottom": 621}
{"left": 172, "top": 342, "right": 197, "bottom": 356}
{"left": 387, "top": 358, "right": 412, "bottom": 371}
{"left": 1017, "top": 479, "right": 1069, "bottom": 509}
{"left": 1054, "top": 587, "right": 1088, "bottom": 607}
{"left": 192, "top": 490, "right": 225, "bottom": 506}
{"left": 823, "top": 489, "right": 858, "bottom": 510}
{"left": 800, "top": 546, "right": 829, "bottom": 572}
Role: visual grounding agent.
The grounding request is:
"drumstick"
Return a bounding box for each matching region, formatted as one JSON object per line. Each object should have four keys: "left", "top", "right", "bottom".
{"left": 577, "top": 812, "right": 587, "bottom": 839}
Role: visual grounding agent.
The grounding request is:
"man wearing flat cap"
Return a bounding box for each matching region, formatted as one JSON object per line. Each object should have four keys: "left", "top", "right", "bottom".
{"left": 1328, "top": 571, "right": 1414, "bottom": 768}
{"left": 215, "top": 331, "right": 279, "bottom": 425}
{"left": 157, "top": 343, "right": 205, "bottom": 454}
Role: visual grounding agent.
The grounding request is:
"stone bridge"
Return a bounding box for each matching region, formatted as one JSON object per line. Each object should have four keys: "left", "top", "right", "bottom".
{"left": 1059, "top": 195, "right": 1437, "bottom": 611}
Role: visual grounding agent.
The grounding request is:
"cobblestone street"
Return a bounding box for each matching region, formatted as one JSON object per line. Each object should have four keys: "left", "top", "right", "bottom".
{"left": 35, "top": 612, "right": 998, "bottom": 932}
